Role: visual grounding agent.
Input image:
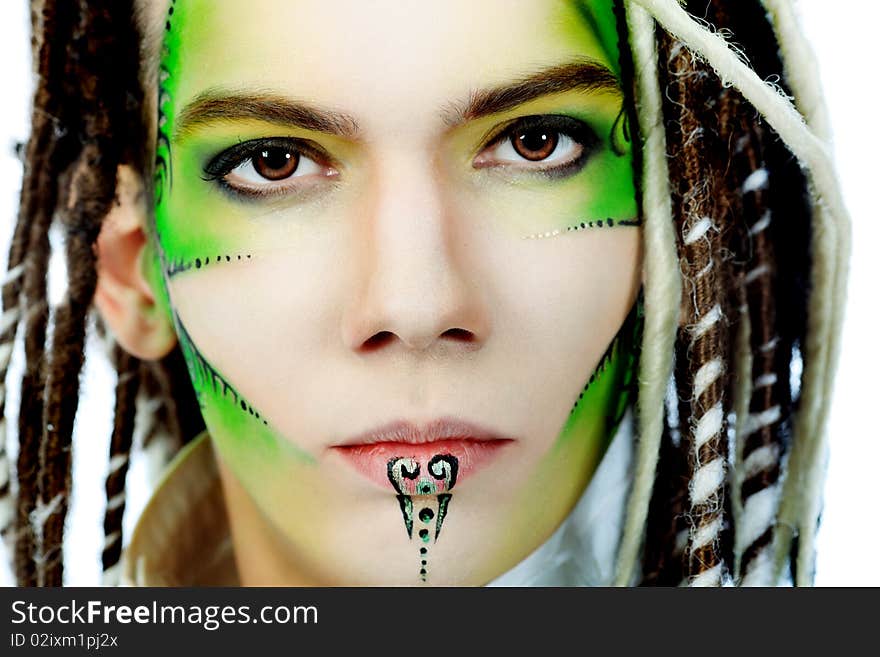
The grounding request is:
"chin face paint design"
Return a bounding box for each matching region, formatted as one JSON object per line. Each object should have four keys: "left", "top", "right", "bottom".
{"left": 388, "top": 455, "right": 459, "bottom": 582}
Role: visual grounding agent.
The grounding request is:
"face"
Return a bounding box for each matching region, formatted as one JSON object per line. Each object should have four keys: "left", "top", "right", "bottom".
{"left": 145, "top": 0, "right": 641, "bottom": 584}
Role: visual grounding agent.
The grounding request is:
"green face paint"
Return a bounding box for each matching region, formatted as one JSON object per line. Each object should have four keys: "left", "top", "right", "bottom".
{"left": 558, "top": 299, "right": 641, "bottom": 456}
{"left": 445, "top": 95, "right": 638, "bottom": 239}
{"left": 155, "top": 1, "right": 260, "bottom": 276}
{"left": 154, "top": 1, "right": 313, "bottom": 470}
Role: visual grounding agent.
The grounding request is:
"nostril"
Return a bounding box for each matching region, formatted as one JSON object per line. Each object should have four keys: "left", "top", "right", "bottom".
{"left": 361, "top": 331, "right": 396, "bottom": 352}
{"left": 360, "top": 328, "right": 476, "bottom": 352}
{"left": 441, "top": 328, "right": 476, "bottom": 343}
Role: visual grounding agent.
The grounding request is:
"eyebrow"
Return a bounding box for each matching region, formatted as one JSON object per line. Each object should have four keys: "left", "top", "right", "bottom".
{"left": 444, "top": 59, "right": 620, "bottom": 125}
{"left": 174, "top": 60, "right": 619, "bottom": 142}
{"left": 175, "top": 91, "right": 362, "bottom": 142}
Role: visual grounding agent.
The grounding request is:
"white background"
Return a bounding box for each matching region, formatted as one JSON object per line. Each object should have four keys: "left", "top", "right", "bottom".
{"left": 0, "top": 1, "right": 877, "bottom": 586}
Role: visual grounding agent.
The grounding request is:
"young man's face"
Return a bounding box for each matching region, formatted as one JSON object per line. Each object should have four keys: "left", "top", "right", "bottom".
{"left": 145, "top": 0, "right": 641, "bottom": 584}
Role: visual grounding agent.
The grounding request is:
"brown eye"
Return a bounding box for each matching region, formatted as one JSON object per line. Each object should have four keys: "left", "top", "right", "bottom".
{"left": 205, "top": 137, "right": 338, "bottom": 200}
{"left": 253, "top": 147, "right": 300, "bottom": 180}
{"left": 511, "top": 128, "right": 559, "bottom": 161}
{"left": 472, "top": 115, "right": 598, "bottom": 180}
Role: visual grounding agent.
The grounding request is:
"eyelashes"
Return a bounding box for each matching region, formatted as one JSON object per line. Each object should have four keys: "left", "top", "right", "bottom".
{"left": 202, "top": 137, "right": 338, "bottom": 200}
{"left": 201, "top": 114, "right": 602, "bottom": 201}
{"left": 473, "top": 114, "right": 600, "bottom": 179}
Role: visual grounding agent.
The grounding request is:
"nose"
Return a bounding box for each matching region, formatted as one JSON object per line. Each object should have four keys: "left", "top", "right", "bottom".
{"left": 341, "top": 151, "right": 490, "bottom": 355}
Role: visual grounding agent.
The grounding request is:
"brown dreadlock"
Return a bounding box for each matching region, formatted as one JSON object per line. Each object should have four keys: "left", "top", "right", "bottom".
{"left": 640, "top": 0, "right": 811, "bottom": 585}
{"left": 2, "top": 1, "right": 202, "bottom": 587}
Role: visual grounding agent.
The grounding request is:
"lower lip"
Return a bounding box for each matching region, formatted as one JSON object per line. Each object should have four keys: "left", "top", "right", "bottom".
{"left": 332, "top": 439, "right": 511, "bottom": 493}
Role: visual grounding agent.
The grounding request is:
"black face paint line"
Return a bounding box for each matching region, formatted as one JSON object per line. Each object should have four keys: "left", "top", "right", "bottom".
{"left": 567, "top": 329, "right": 618, "bottom": 417}
{"left": 397, "top": 495, "right": 414, "bottom": 538}
{"left": 154, "top": 0, "right": 177, "bottom": 205}
{"left": 567, "top": 298, "right": 641, "bottom": 418}
{"left": 174, "top": 308, "right": 270, "bottom": 426}
{"left": 387, "top": 454, "right": 459, "bottom": 583}
{"left": 434, "top": 493, "right": 453, "bottom": 541}
{"left": 610, "top": 105, "right": 631, "bottom": 157}
{"left": 163, "top": 248, "right": 255, "bottom": 280}
{"left": 523, "top": 215, "right": 642, "bottom": 240}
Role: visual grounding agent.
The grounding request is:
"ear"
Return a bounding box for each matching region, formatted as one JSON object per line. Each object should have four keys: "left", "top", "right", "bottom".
{"left": 93, "top": 165, "right": 178, "bottom": 360}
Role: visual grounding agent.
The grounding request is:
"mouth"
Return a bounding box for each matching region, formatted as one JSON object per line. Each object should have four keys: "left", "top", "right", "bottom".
{"left": 330, "top": 418, "right": 514, "bottom": 493}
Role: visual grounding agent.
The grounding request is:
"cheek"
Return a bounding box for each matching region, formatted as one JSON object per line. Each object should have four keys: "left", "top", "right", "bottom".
{"left": 167, "top": 241, "right": 348, "bottom": 450}
{"left": 457, "top": 225, "right": 641, "bottom": 461}
{"left": 494, "top": 164, "right": 636, "bottom": 237}
{"left": 495, "top": 227, "right": 641, "bottom": 380}
{"left": 485, "top": 228, "right": 641, "bottom": 525}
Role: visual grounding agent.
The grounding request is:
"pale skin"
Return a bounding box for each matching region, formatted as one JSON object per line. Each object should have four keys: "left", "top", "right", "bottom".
{"left": 95, "top": 0, "right": 643, "bottom": 585}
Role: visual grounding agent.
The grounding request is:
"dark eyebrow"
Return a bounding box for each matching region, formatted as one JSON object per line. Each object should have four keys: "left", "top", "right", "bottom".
{"left": 175, "top": 90, "right": 361, "bottom": 142}
{"left": 443, "top": 60, "right": 620, "bottom": 126}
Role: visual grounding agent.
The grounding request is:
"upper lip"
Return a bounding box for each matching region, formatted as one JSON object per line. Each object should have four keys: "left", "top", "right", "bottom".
{"left": 332, "top": 417, "right": 514, "bottom": 447}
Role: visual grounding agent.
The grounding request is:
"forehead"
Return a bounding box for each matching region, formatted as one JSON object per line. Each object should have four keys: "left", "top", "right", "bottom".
{"left": 155, "top": 0, "right": 617, "bottom": 129}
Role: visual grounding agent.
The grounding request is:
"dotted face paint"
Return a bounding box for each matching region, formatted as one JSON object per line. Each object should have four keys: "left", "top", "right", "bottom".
{"left": 524, "top": 216, "right": 642, "bottom": 240}
{"left": 165, "top": 252, "right": 254, "bottom": 280}
{"left": 388, "top": 455, "right": 459, "bottom": 582}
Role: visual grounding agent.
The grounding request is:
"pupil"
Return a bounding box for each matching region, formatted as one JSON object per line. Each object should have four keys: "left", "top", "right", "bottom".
{"left": 254, "top": 146, "right": 298, "bottom": 180}
{"left": 514, "top": 128, "right": 558, "bottom": 161}
{"left": 521, "top": 130, "right": 548, "bottom": 152}
{"left": 262, "top": 148, "right": 290, "bottom": 170}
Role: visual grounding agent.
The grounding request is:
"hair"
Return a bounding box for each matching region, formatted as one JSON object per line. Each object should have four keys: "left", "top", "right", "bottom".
{"left": 1, "top": 0, "right": 842, "bottom": 586}
{"left": 1, "top": 1, "right": 203, "bottom": 586}
{"left": 636, "top": 0, "right": 813, "bottom": 585}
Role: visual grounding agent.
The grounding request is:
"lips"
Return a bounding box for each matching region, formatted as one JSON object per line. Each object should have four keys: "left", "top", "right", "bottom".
{"left": 330, "top": 419, "right": 513, "bottom": 493}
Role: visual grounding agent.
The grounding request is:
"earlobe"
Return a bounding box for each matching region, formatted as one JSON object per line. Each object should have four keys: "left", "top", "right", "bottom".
{"left": 93, "top": 165, "right": 178, "bottom": 360}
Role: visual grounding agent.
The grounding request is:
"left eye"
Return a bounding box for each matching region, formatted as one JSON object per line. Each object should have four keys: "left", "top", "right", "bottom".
{"left": 230, "top": 146, "right": 320, "bottom": 183}
{"left": 204, "top": 138, "right": 337, "bottom": 199}
{"left": 473, "top": 115, "right": 599, "bottom": 178}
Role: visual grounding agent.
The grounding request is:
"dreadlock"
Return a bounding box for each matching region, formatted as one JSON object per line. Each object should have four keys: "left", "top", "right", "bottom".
{"left": 2, "top": 0, "right": 203, "bottom": 587}
{"left": 0, "top": 3, "right": 43, "bottom": 558}
{"left": 639, "top": 0, "right": 812, "bottom": 585}
{"left": 100, "top": 344, "right": 139, "bottom": 584}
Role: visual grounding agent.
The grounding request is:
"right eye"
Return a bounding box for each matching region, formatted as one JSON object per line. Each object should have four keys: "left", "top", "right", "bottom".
{"left": 203, "top": 138, "right": 338, "bottom": 200}
{"left": 472, "top": 114, "right": 600, "bottom": 180}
